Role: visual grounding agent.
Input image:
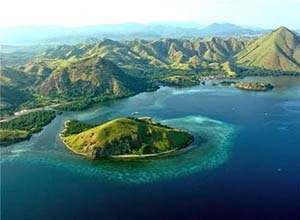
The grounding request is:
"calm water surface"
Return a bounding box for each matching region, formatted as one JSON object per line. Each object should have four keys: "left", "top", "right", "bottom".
{"left": 1, "top": 76, "right": 300, "bottom": 220}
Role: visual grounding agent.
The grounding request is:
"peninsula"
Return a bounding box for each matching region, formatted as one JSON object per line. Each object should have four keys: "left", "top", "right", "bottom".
{"left": 0, "top": 110, "right": 56, "bottom": 146}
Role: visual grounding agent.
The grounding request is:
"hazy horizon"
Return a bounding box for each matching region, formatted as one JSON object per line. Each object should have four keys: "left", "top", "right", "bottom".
{"left": 0, "top": 22, "right": 297, "bottom": 31}
{"left": 1, "top": 0, "right": 300, "bottom": 29}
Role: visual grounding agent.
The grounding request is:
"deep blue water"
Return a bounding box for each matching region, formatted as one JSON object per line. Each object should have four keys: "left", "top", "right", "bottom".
{"left": 1, "top": 76, "right": 300, "bottom": 220}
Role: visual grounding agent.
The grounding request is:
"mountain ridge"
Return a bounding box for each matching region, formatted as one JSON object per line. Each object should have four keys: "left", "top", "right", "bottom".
{"left": 236, "top": 26, "right": 300, "bottom": 72}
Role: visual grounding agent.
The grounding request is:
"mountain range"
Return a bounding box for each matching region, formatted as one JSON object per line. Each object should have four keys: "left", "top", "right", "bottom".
{"left": 1, "top": 26, "right": 299, "bottom": 116}
{"left": 17, "top": 26, "right": 300, "bottom": 72}
{"left": 0, "top": 22, "right": 267, "bottom": 45}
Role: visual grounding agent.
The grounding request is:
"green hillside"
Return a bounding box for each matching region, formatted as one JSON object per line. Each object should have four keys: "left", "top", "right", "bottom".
{"left": 27, "top": 37, "right": 245, "bottom": 73}
{"left": 61, "top": 117, "right": 194, "bottom": 159}
{"left": 87, "top": 38, "right": 245, "bottom": 71}
{"left": 236, "top": 27, "right": 300, "bottom": 72}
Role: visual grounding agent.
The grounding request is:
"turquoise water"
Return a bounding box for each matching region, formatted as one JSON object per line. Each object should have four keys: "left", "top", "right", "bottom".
{"left": 1, "top": 76, "right": 300, "bottom": 219}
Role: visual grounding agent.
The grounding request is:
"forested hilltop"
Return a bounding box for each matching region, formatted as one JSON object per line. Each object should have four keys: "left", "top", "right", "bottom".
{"left": 1, "top": 26, "right": 300, "bottom": 116}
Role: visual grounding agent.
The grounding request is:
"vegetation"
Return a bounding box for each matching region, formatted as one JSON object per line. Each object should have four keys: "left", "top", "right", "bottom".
{"left": 0, "top": 129, "right": 30, "bottom": 146}
{"left": 0, "top": 110, "right": 56, "bottom": 146}
{"left": 0, "top": 86, "right": 33, "bottom": 116}
{"left": 1, "top": 26, "right": 299, "bottom": 117}
{"left": 0, "top": 110, "right": 56, "bottom": 133}
{"left": 219, "top": 80, "right": 237, "bottom": 86}
{"left": 38, "top": 56, "right": 148, "bottom": 98}
{"left": 55, "top": 100, "right": 93, "bottom": 111}
{"left": 161, "top": 75, "right": 201, "bottom": 87}
{"left": 61, "top": 117, "right": 194, "bottom": 159}
{"left": 62, "top": 120, "right": 94, "bottom": 136}
{"left": 0, "top": 67, "right": 35, "bottom": 116}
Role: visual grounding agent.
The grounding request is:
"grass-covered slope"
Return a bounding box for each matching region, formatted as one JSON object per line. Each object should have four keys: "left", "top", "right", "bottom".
{"left": 236, "top": 27, "right": 300, "bottom": 72}
{"left": 61, "top": 117, "right": 194, "bottom": 159}
{"left": 30, "top": 37, "right": 245, "bottom": 73}
{"left": 92, "top": 38, "right": 245, "bottom": 70}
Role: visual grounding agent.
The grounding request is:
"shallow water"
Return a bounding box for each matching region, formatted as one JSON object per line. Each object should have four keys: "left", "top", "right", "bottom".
{"left": 1, "top": 76, "right": 300, "bottom": 220}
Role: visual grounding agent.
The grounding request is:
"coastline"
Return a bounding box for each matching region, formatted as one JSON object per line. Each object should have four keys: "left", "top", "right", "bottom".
{"left": 0, "top": 102, "right": 72, "bottom": 123}
{"left": 111, "top": 137, "right": 194, "bottom": 159}
{"left": 59, "top": 120, "right": 90, "bottom": 158}
{"left": 60, "top": 133, "right": 90, "bottom": 157}
{"left": 3, "top": 74, "right": 295, "bottom": 122}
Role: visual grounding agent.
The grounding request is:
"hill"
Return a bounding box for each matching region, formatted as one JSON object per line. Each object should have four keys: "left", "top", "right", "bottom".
{"left": 36, "top": 37, "right": 245, "bottom": 73}
{"left": 1, "top": 54, "right": 150, "bottom": 114}
{"left": 38, "top": 56, "right": 148, "bottom": 99}
{"left": 61, "top": 117, "right": 194, "bottom": 159}
{"left": 0, "top": 67, "right": 34, "bottom": 115}
{"left": 92, "top": 37, "right": 245, "bottom": 65}
{"left": 236, "top": 27, "right": 300, "bottom": 72}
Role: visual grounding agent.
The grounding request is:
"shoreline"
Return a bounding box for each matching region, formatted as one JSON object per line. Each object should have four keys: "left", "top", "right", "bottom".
{"left": 59, "top": 120, "right": 90, "bottom": 158}
{"left": 111, "top": 137, "right": 194, "bottom": 159}
{"left": 0, "top": 101, "right": 73, "bottom": 122}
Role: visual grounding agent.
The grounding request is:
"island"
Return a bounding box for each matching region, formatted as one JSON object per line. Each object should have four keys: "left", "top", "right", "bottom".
{"left": 60, "top": 117, "right": 194, "bottom": 159}
{"left": 233, "top": 82, "right": 274, "bottom": 91}
{"left": 219, "top": 81, "right": 274, "bottom": 91}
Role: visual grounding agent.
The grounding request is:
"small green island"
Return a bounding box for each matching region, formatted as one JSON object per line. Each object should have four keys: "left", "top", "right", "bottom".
{"left": 219, "top": 81, "right": 274, "bottom": 91}
{"left": 234, "top": 82, "right": 274, "bottom": 91}
{"left": 60, "top": 117, "right": 194, "bottom": 159}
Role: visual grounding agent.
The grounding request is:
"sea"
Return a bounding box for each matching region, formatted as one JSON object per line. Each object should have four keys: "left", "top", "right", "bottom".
{"left": 1, "top": 76, "right": 300, "bottom": 220}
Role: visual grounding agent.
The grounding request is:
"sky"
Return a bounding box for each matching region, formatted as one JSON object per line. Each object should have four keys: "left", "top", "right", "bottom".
{"left": 1, "top": 0, "right": 300, "bottom": 29}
